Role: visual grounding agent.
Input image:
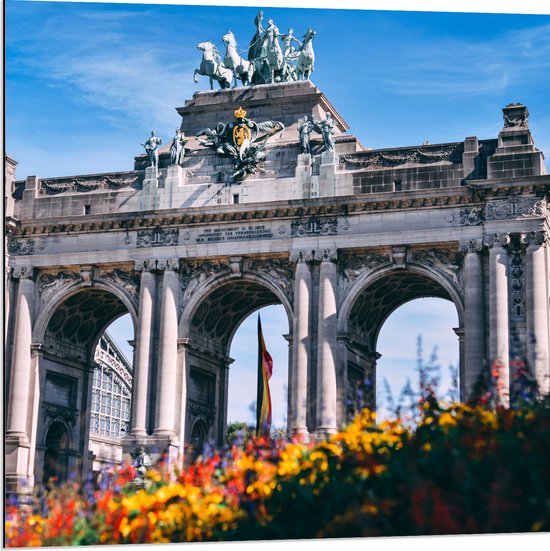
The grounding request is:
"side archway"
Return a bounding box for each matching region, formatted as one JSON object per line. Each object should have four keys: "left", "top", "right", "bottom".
{"left": 338, "top": 263, "right": 464, "bottom": 421}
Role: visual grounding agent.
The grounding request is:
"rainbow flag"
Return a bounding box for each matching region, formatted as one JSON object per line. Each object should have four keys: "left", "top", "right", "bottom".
{"left": 256, "top": 314, "right": 273, "bottom": 437}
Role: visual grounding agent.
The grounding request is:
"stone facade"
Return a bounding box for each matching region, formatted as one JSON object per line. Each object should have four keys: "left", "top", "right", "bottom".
{"left": 5, "top": 81, "right": 550, "bottom": 495}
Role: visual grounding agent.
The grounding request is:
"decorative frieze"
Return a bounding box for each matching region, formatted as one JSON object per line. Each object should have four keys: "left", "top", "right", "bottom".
{"left": 7, "top": 238, "right": 46, "bottom": 256}
{"left": 40, "top": 174, "right": 139, "bottom": 195}
{"left": 136, "top": 227, "right": 179, "bottom": 248}
{"left": 340, "top": 144, "right": 463, "bottom": 170}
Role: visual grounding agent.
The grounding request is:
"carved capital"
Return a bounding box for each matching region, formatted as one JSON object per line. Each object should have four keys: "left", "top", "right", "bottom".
{"left": 157, "top": 258, "right": 180, "bottom": 272}
{"left": 521, "top": 230, "right": 548, "bottom": 248}
{"left": 12, "top": 266, "right": 35, "bottom": 280}
{"left": 320, "top": 249, "right": 338, "bottom": 263}
{"left": 487, "top": 233, "right": 511, "bottom": 249}
{"left": 459, "top": 239, "right": 485, "bottom": 254}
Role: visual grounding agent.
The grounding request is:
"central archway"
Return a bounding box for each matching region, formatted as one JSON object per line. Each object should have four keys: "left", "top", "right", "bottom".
{"left": 180, "top": 272, "right": 293, "bottom": 449}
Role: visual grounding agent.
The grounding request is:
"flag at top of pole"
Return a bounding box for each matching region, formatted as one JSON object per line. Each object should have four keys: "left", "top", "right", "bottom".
{"left": 256, "top": 314, "right": 273, "bottom": 437}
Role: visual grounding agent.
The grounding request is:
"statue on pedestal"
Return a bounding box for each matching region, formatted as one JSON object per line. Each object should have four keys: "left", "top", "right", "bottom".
{"left": 313, "top": 113, "right": 335, "bottom": 152}
{"left": 170, "top": 128, "right": 189, "bottom": 166}
{"left": 298, "top": 116, "right": 313, "bottom": 154}
{"left": 141, "top": 130, "right": 162, "bottom": 168}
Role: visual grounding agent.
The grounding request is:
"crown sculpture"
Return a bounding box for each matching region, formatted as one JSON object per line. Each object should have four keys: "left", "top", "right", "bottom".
{"left": 194, "top": 10, "right": 316, "bottom": 89}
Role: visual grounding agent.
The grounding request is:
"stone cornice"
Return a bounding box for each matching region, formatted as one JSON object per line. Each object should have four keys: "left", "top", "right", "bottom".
{"left": 8, "top": 178, "right": 549, "bottom": 238}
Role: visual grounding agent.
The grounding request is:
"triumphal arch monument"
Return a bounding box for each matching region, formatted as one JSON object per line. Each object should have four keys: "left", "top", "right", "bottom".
{"left": 5, "top": 13, "right": 550, "bottom": 495}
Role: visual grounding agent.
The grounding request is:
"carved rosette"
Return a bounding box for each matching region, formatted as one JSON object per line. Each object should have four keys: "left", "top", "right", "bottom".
{"left": 521, "top": 230, "right": 548, "bottom": 248}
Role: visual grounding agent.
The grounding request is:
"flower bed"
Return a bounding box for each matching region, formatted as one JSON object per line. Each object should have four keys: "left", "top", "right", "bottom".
{"left": 5, "top": 399, "right": 550, "bottom": 546}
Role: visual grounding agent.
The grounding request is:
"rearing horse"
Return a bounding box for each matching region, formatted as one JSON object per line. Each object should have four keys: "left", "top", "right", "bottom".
{"left": 193, "top": 41, "right": 233, "bottom": 90}
{"left": 296, "top": 28, "right": 316, "bottom": 80}
{"left": 222, "top": 31, "right": 255, "bottom": 87}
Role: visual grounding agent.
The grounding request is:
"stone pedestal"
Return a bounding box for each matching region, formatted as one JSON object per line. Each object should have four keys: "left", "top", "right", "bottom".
{"left": 141, "top": 166, "right": 159, "bottom": 211}
{"left": 318, "top": 150, "right": 336, "bottom": 197}
{"left": 163, "top": 165, "right": 185, "bottom": 209}
{"left": 295, "top": 153, "right": 313, "bottom": 199}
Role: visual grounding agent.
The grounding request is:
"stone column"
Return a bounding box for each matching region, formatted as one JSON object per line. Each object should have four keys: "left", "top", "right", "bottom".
{"left": 154, "top": 259, "right": 180, "bottom": 436}
{"left": 523, "top": 231, "right": 550, "bottom": 393}
{"left": 130, "top": 261, "right": 157, "bottom": 436}
{"left": 461, "top": 240, "right": 485, "bottom": 400}
{"left": 6, "top": 267, "right": 35, "bottom": 440}
{"left": 488, "top": 233, "right": 510, "bottom": 406}
{"left": 315, "top": 249, "right": 338, "bottom": 437}
{"left": 290, "top": 251, "right": 311, "bottom": 440}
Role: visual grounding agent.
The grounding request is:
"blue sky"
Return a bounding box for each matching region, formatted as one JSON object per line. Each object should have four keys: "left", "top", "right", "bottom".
{"left": 6, "top": 1, "right": 550, "bottom": 427}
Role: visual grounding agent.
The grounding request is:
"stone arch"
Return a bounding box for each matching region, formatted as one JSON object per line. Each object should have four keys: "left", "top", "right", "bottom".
{"left": 33, "top": 278, "right": 138, "bottom": 348}
{"left": 31, "top": 280, "right": 137, "bottom": 486}
{"left": 179, "top": 270, "right": 293, "bottom": 351}
{"left": 179, "top": 269, "right": 293, "bottom": 447}
{"left": 338, "top": 263, "right": 464, "bottom": 419}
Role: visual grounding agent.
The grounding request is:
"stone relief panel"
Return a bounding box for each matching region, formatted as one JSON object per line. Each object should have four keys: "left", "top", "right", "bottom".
{"left": 410, "top": 248, "right": 464, "bottom": 296}
{"left": 338, "top": 251, "right": 391, "bottom": 304}
{"left": 181, "top": 260, "right": 230, "bottom": 303}
{"left": 244, "top": 257, "right": 295, "bottom": 305}
{"left": 485, "top": 197, "right": 548, "bottom": 220}
{"left": 445, "top": 207, "right": 484, "bottom": 226}
{"left": 97, "top": 268, "right": 140, "bottom": 302}
{"left": 136, "top": 227, "right": 179, "bottom": 248}
{"left": 7, "top": 237, "right": 46, "bottom": 256}
{"left": 38, "top": 271, "right": 80, "bottom": 304}
{"left": 39, "top": 174, "right": 139, "bottom": 195}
